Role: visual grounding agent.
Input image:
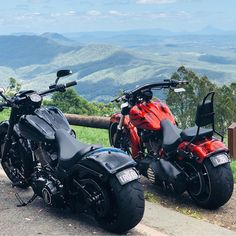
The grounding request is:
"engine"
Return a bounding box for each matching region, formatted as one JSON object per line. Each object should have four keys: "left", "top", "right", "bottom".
{"left": 31, "top": 169, "right": 64, "bottom": 207}
{"left": 139, "top": 130, "right": 162, "bottom": 157}
{"left": 31, "top": 142, "right": 64, "bottom": 207}
{"left": 34, "top": 142, "right": 58, "bottom": 167}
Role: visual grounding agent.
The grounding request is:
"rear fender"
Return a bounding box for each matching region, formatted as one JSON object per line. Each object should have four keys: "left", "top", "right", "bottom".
{"left": 65, "top": 148, "right": 139, "bottom": 185}
{"left": 178, "top": 138, "right": 228, "bottom": 165}
{"left": 82, "top": 148, "right": 136, "bottom": 174}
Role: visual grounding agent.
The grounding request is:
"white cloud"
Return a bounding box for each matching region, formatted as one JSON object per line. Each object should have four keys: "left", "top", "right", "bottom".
{"left": 50, "top": 13, "right": 61, "bottom": 18}
{"left": 32, "top": 12, "right": 41, "bottom": 16}
{"left": 65, "top": 10, "right": 77, "bottom": 16}
{"left": 87, "top": 10, "right": 101, "bottom": 16}
{"left": 137, "top": 0, "right": 176, "bottom": 4}
{"left": 149, "top": 12, "right": 168, "bottom": 18}
{"left": 109, "top": 10, "right": 128, "bottom": 17}
{"left": 176, "top": 10, "right": 191, "bottom": 17}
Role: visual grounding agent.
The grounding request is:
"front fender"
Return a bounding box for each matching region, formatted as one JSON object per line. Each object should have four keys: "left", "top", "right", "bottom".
{"left": 82, "top": 147, "right": 136, "bottom": 175}
{"left": 110, "top": 113, "right": 121, "bottom": 124}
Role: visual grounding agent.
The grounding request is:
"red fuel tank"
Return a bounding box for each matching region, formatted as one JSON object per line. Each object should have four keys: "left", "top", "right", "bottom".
{"left": 129, "top": 100, "right": 175, "bottom": 131}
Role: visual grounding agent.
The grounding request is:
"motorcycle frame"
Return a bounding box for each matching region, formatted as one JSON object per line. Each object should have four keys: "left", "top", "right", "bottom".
{"left": 111, "top": 110, "right": 228, "bottom": 164}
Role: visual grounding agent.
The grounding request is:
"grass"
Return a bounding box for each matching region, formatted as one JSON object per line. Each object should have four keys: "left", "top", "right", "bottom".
{"left": 175, "top": 207, "right": 203, "bottom": 220}
{"left": 0, "top": 109, "right": 10, "bottom": 121}
{"left": 144, "top": 190, "right": 204, "bottom": 219}
{"left": 72, "top": 125, "right": 110, "bottom": 146}
{"left": 1, "top": 109, "right": 236, "bottom": 183}
{"left": 144, "top": 191, "right": 160, "bottom": 203}
{"left": 231, "top": 161, "right": 236, "bottom": 182}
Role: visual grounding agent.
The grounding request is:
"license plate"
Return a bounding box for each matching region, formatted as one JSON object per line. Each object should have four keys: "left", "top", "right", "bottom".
{"left": 210, "top": 154, "right": 229, "bottom": 167}
{"left": 116, "top": 168, "right": 139, "bottom": 185}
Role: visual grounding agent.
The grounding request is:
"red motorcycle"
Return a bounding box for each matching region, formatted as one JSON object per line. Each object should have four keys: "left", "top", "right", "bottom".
{"left": 109, "top": 79, "right": 234, "bottom": 209}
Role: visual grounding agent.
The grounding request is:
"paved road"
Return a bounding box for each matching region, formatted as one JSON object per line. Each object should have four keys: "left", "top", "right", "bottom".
{"left": 0, "top": 168, "right": 163, "bottom": 236}
{"left": 0, "top": 168, "right": 236, "bottom": 236}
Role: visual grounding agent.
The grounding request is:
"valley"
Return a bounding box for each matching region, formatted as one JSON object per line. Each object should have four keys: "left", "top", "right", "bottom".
{"left": 0, "top": 31, "right": 235, "bottom": 102}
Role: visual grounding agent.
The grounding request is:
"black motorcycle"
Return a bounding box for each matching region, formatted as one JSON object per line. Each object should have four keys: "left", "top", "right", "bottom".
{"left": 0, "top": 70, "right": 144, "bottom": 234}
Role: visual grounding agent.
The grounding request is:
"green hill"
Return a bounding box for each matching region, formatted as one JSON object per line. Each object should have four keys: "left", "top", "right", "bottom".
{"left": 0, "top": 35, "right": 76, "bottom": 68}
{"left": 0, "top": 33, "right": 235, "bottom": 102}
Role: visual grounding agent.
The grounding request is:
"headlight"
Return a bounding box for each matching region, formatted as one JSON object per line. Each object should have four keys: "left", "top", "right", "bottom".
{"left": 30, "top": 93, "right": 42, "bottom": 103}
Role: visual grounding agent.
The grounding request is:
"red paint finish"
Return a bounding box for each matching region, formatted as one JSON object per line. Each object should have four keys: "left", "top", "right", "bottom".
{"left": 111, "top": 99, "right": 226, "bottom": 163}
{"left": 178, "top": 138, "right": 228, "bottom": 163}
{"left": 129, "top": 100, "right": 175, "bottom": 131}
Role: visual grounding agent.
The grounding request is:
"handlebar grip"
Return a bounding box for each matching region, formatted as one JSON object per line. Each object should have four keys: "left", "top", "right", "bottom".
{"left": 65, "top": 81, "right": 77, "bottom": 88}
{"left": 180, "top": 80, "right": 189, "bottom": 85}
{"left": 0, "top": 102, "right": 8, "bottom": 110}
{"left": 111, "top": 97, "right": 121, "bottom": 102}
{"left": 0, "top": 102, "right": 7, "bottom": 107}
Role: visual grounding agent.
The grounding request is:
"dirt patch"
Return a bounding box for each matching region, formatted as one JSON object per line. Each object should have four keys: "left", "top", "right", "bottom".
{"left": 141, "top": 178, "right": 236, "bottom": 231}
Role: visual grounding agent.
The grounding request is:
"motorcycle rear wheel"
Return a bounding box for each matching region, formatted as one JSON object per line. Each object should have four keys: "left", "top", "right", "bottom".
{"left": 95, "top": 177, "right": 144, "bottom": 233}
{"left": 185, "top": 158, "right": 233, "bottom": 209}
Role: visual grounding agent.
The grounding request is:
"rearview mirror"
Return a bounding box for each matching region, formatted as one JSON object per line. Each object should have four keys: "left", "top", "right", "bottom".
{"left": 0, "top": 87, "right": 5, "bottom": 94}
{"left": 57, "top": 70, "right": 73, "bottom": 79}
{"left": 54, "top": 70, "right": 73, "bottom": 85}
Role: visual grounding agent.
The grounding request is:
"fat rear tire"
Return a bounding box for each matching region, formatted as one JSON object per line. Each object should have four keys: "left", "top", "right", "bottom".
{"left": 96, "top": 178, "right": 144, "bottom": 234}
{"left": 187, "top": 158, "right": 234, "bottom": 209}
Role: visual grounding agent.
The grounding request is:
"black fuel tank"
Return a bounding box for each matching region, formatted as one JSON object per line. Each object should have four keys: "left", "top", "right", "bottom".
{"left": 19, "top": 106, "right": 72, "bottom": 141}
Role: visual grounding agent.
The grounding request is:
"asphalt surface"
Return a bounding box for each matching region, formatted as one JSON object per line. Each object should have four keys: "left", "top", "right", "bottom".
{"left": 0, "top": 168, "right": 236, "bottom": 236}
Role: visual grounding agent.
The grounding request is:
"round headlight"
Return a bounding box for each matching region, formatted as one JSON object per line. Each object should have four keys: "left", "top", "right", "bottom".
{"left": 30, "top": 93, "right": 42, "bottom": 103}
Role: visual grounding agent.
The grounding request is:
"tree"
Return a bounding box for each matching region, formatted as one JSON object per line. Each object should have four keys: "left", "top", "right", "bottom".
{"left": 44, "top": 88, "right": 115, "bottom": 116}
{"left": 7, "top": 77, "right": 21, "bottom": 95}
{"left": 166, "top": 66, "right": 235, "bottom": 133}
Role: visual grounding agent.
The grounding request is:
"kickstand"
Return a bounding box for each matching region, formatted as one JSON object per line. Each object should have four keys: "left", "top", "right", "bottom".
{"left": 15, "top": 193, "right": 37, "bottom": 207}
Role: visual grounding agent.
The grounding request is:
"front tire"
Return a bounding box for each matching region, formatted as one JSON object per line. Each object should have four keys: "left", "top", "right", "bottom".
{"left": 0, "top": 131, "right": 31, "bottom": 188}
{"left": 96, "top": 178, "right": 144, "bottom": 233}
{"left": 186, "top": 158, "right": 234, "bottom": 209}
{"left": 109, "top": 122, "right": 131, "bottom": 155}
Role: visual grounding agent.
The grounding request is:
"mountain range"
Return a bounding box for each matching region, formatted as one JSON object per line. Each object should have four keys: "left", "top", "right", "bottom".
{"left": 0, "top": 29, "right": 235, "bottom": 102}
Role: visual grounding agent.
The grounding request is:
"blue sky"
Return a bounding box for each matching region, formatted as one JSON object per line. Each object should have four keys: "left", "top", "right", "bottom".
{"left": 0, "top": 0, "right": 235, "bottom": 34}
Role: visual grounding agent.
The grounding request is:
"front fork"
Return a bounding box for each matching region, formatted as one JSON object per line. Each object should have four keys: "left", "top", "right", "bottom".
{"left": 114, "top": 114, "right": 125, "bottom": 148}
{"left": 1, "top": 108, "right": 19, "bottom": 162}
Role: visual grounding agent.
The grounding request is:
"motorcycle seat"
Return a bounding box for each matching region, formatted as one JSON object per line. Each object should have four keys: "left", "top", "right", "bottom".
{"left": 181, "top": 127, "right": 213, "bottom": 142}
{"left": 55, "top": 129, "right": 102, "bottom": 169}
{"left": 161, "top": 119, "right": 182, "bottom": 154}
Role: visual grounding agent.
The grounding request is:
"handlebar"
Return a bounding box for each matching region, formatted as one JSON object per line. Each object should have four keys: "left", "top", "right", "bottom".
{"left": 0, "top": 101, "right": 9, "bottom": 111}
{"left": 0, "top": 80, "right": 78, "bottom": 110}
{"left": 65, "top": 81, "right": 77, "bottom": 88}
{"left": 0, "top": 102, "right": 8, "bottom": 107}
{"left": 40, "top": 80, "right": 77, "bottom": 96}
{"left": 112, "top": 79, "right": 189, "bottom": 103}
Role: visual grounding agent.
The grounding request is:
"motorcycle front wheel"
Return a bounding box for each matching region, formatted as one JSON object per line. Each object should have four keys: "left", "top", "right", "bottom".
{"left": 185, "top": 157, "right": 234, "bottom": 209}
{"left": 0, "top": 131, "right": 31, "bottom": 188}
{"left": 109, "top": 122, "right": 132, "bottom": 155}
